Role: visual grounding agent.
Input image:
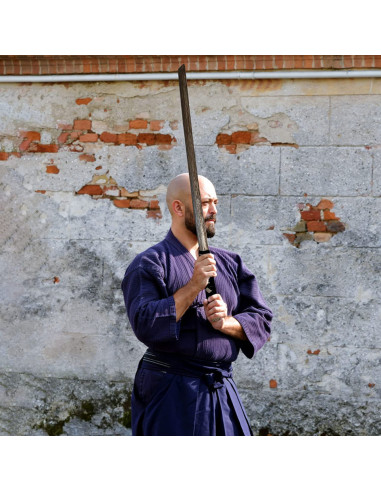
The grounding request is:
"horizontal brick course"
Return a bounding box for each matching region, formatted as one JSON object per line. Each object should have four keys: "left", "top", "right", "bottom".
{"left": 1, "top": 56, "right": 380, "bottom": 76}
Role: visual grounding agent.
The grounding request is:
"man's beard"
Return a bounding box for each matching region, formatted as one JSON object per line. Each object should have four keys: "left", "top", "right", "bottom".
{"left": 184, "top": 206, "right": 216, "bottom": 238}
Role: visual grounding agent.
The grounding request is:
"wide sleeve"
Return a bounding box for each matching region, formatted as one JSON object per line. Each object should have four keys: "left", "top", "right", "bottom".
{"left": 232, "top": 258, "right": 273, "bottom": 359}
{"left": 121, "top": 257, "right": 181, "bottom": 346}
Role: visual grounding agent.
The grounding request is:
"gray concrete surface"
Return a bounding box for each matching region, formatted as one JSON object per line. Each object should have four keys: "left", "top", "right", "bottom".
{"left": 0, "top": 78, "right": 379, "bottom": 435}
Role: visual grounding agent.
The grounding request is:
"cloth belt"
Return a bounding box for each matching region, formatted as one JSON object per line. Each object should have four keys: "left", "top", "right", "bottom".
{"left": 141, "top": 349, "right": 253, "bottom": 436}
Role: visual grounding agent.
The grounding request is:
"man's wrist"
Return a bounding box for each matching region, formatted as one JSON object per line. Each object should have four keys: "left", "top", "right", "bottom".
{"left": 218, "top": 316, "right": 248, "bottom": 341}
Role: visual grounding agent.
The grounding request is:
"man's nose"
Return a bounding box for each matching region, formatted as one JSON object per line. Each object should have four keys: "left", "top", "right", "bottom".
{"left": 209, "top": 202, "right": 217, "bottom": 215}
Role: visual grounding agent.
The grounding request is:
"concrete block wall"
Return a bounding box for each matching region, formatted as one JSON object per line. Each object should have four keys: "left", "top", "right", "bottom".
{"left": 0, "top": 76, "right": 380, "bottom": 435}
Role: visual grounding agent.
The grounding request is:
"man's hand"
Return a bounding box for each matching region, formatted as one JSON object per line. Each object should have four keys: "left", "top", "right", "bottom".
{"left": 189, "top": 253, "right": 217, "bottom": 292}
{"left": 203, "top": 294, "right": 227, "bottom": 331}
{"left": 203, "top": 294, "right": 248, "bottom": 341}
{"left": 173, "top": 253, "right": 217, "bottom": 321}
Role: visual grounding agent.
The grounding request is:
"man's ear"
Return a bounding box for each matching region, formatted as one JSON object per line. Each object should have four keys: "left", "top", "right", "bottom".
{"left": 172, "top": 200, "right": 184, "bottom": 217}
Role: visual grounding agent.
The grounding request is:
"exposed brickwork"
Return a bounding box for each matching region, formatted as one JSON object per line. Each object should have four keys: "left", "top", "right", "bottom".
{"left": 2, "top": 108, "right": 177, "bottom": 162}
{"left": 216, "top": 129, "right": 269, "bottom": 153}
{"left": 215, "top": 125, "right": 298, "bottom": 153}
{"left": 1, "top": 56, "right": 380, "bottom": 75}
{"left": 75, "top": 174, "right": 162, "bottom": 219}
{"left": 284, "top": 200, "right": 346, "bottom": 247}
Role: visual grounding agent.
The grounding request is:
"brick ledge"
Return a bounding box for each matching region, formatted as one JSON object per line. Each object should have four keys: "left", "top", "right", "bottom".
{"left": 0, "top": 55, "right": 380, "bottom": 76}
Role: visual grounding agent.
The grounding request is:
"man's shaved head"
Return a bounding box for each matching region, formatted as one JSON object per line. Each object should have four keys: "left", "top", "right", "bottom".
{"left": 166, "top": 173, "right": 215, "bottom": 214}
{"left": 166, "top": 173, "right": 192, "bottom": 213}
{"left": 166, "top": 173, "right": 218, "bottom": 239}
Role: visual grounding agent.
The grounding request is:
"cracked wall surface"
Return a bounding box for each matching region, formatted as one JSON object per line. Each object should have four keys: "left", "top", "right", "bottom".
{"left": 0, "top": 78, "right": 380, "bottom": 435}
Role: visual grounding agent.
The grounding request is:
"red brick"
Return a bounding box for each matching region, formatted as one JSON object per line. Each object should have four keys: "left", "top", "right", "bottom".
{"left": 307, "top": 221, "right": 326, "bottom": 232}
{"left": 130, "top": 199, "right": 149, "bottom": 209}
{"left": 113, "top": 199, "right": 131, "bottom": 208}
{"left": 150, "top": 120, "right": 164, "bottom": 131}
{"left": 19, "top": 140, "right": 31, "bottom": 151}
{"left": 76, "top": 97, "right": 92, "bottom": 105}
{"left": 307, "top": 349, "right": 321, "bottom": 355}
{"left": 303, "top": 56, "right": 314, "bottom": 69}
{"left": 73, "top": 119, "right": 92, "bottom": 130}
{"left": 269, "top": 379, "right": 277, "bottom": 389}
{"left": 301, "top": 210, "right": 321, "bottom": 221}
{"left": 77, "top": 184, "right": 103, "bottom": 195}
{"left": 79, "top": 154, "right": 96, "bottom": 162}
{"left": 20, "top": 131, "right": 40, "bottom": 141}
{"left": 324, "top": 210, "right": 339, "bottom": 220}
{"left": 58, "top": 132, "right": 70, "bottom": 144}
{"left": 326, "top": 221, "right": 345, "bottom": 233}
{"left": 231, "top": 131, "right": 252, "bottom": 144}
{"left": 129, "top": 119, "right": 148, "bottom": 129}
{"left": 283, "top": 233, "right": 296, "bottom": 244}
{"left": 19, "top": 131, "right": 41, "bottom": 151}
{"left": 317, "top": 199, "right": 334, "bottom": 210}
{"left": 0, "top": 152, "right": 9, "bottom": 161}
{"left": 225, "top": 144, "right": 237, "bottom": 154}
{"left": 70, "top": 131, "right": 82, "bottom": 140}
{"left": 146, "top": 209, "right": 163, "bottom": 219}
{"left": 149, "top": 200, "right": 160, "bottom": 209}
{"left": 137, "top": 133, "right": 156, "bottom": 145}
{"left": 117, "top": 133, "right": 138, "bottom": 145}
{"left": 46, "top": 165, "right": 59, "bottom": 174}
{"left": 100, "top": 132, "right": 117, "bottom": 144}
{"left": 29, "top": 143, "right": 59, "bottom": 153}
{"left": 79, "top": 133, "right": 98, "bottom": 142}
{"left": 155, "top": 134, "right": 173, "bottom": 145}
{"left": 216, "top": 133, "right": 232, "bottom": 145}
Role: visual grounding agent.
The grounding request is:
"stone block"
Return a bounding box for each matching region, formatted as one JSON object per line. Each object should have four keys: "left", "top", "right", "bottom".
{"left": 264, "top": 244, "right": 381, "bottom": 298}
{"left": 197, "top": 145, "right": 280, "bottom": 196}
{"left": 241, "top": 95, "right": 330, "bottom": 145}
{"left": 330, "top": 95, "right": 381, "bottom": 145}
{"left": 373, "top": 149, "right": 381, "bottom": 197}
{"left": 281, "top": 147, "right": 372, "bottom": 196}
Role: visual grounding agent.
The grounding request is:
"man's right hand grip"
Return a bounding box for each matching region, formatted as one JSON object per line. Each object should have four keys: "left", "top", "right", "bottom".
{"left": 199, "top": 250, "right": 217, "bottom": 298}
{"left": 205, "top": 275, "right": 217, "bottom": 298}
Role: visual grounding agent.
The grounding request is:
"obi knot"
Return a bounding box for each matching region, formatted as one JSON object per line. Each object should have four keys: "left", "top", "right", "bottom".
{"left": 203, "top": 371, "right": 225, "bottom": 390}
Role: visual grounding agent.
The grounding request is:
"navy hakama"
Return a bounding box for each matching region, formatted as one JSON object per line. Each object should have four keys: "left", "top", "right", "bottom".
{"left": 132, "top": 349, "right": 253, "bottom": 436}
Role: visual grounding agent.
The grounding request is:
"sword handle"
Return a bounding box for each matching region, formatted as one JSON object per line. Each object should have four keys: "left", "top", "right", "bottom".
{"left": 199, "top": 249, "right": 217, "bottom": 298}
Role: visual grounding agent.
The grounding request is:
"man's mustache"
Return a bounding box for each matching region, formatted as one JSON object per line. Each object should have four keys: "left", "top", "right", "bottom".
{"left": 205, "top": 214, "right": 217, "bottom": 223}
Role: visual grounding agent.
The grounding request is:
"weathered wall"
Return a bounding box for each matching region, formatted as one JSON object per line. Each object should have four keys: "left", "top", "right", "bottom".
{"left": 0, "top": 77, "right": 380, "bottom": 435}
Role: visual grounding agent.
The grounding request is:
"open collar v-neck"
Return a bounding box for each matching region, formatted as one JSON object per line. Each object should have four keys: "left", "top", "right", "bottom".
{"left": 165, "top": 229, "right": 197, "bottom": 264}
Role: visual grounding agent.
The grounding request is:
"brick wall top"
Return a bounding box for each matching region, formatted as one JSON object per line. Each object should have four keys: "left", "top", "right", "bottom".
{"left": 0, "top": 55, "right": 380, "bottom": 76}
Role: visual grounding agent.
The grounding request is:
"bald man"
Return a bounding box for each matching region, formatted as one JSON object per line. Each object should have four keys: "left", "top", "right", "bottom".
{"left": 121, "top": 174, "right": 273, "bottom": 436}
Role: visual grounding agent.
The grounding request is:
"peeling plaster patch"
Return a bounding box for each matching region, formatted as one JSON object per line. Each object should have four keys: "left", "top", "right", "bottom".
{"left": 214, "top": 109, "right": 299, "bottom": 153}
